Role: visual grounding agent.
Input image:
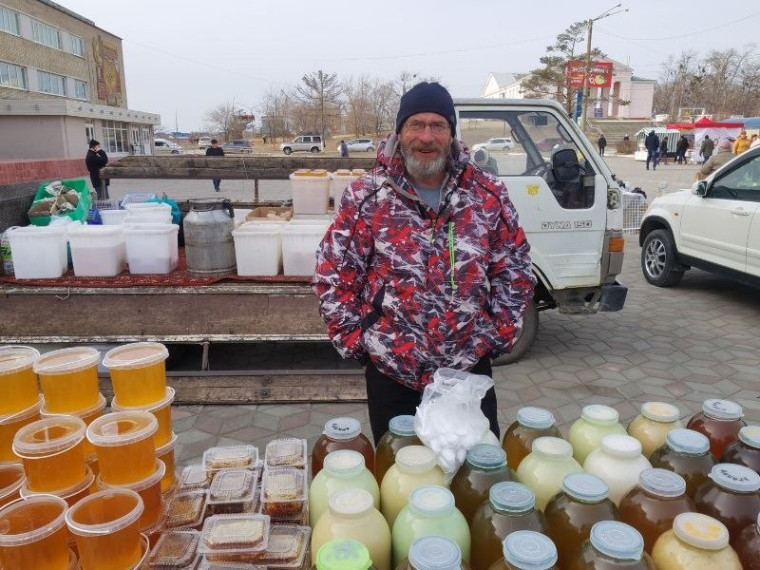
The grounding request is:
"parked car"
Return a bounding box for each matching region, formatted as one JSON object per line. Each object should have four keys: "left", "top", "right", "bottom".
{"left": 198, "top": 137, "right": 212, "bottom": 149}
{"left": 338, "top": 138, "right": 375, "bottom": 153}
{"left": 640, "top": 145, "right": 760, "bottom": 288}
{"left": 280, "top": 135, "right": 323, "bottom": 155}
{"left": 222, "top": 140, "right": 253, "bottom": 154}
{"left": 471, "top": 137, "right": 515, "bottom": 151}
{"left": 153, "top": 138, "right": 182, "bottom": 155}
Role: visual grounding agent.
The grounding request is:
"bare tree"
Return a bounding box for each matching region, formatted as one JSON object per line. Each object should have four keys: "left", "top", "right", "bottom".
{"left": 205, "top": 102, "right": 238, "bottom": 141}
{"left": 296, "top": 70, "right": 343, "bottom": 143}
{"left": 368, "top": 79, "right": 398, "bottom": 136}
{"left": 343, "top": 76, "right": 375, "bottom": 136}
{"left": 259, "top": 88, "right": 293, "bottom": 143}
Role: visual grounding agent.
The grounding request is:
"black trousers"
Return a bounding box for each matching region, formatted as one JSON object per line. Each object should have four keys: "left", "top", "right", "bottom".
{"left": 365, "top": 358, "right": 500, "bottom": 446}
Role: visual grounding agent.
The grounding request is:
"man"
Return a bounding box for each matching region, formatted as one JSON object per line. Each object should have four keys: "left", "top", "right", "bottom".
{"left": 733, "top": 130, "right": 751, "bottom": 155}
{"left": 85, "top": 139, "right": 108, "bottom": 198}
{"left": 698, "top": 139, "right": 733, "bottom": 180}
{"left": 205, "top": 139, "right": 225, "bottom": 191}
{"left": 312, "top": 82, "right": 535, "bottom": 444}
{"left": 645, "top": 131, "right": 660, "bottom": 171}
{"left": 700, "top": 135, "right": 714, "bottom": 164}
{"left": 339, "top": 140, "right": 349, "bottom": 158}
{"left": 597, "top": 134, "right": 607, "bottom": 156}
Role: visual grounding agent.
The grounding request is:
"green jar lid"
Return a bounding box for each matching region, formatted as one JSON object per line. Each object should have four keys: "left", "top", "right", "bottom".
{"left": 316, "top": 539, "right": 373, "bottom": 570}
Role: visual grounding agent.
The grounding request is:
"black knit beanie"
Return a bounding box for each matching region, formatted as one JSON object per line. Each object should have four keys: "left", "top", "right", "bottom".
{"left": 395, "top": 82, "right": 456, "bottom": 135}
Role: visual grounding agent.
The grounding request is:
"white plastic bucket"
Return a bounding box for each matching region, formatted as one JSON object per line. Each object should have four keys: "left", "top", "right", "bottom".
{"left": 281, "top": 223, "right": 329, "bottom": 276}
{"left": 6, "top": 225, "right": 68, "bottom": 279}
{"left": 67, "top": 225, "right": 125, "bottom": 277}
{"left": 290, "top": 170, "right": 330, "bottom": 215}
{"left": 123, "top": 223, "right": 179, "bottom": 274}
{"left": 232, "top": 223, "right": 284, "bottom": 276}
{"left": 99, "top": 210, "right": 129, "bottom": 225}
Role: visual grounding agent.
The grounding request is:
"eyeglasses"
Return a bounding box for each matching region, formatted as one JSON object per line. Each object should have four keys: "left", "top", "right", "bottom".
{"left": 403, "top": 120, "right": 451, "bottom": 135}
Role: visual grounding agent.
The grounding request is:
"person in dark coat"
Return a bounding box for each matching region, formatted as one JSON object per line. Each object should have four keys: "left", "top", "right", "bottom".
{"left": 339, "top": 140, "right": 349, "bottom": 157}
{"left": 659, "top": 138, "right": 669, "bottom": 165}
{"left": 645, "top": 131, "right": 660, "bottom": 170}
{"left": 85, "top": 139, "right": 108, "bottom": 198}
{"left": 676, "top": 135, "right": 689, "bottom": 164}
{"left": 597, "top": 134, "right": 607, "bottom": 156}
{"left": 700, "top": 135, "right": 714, "bottom": 164}
{"left": 205, "top": 139, "right": 225, "bottom": 191}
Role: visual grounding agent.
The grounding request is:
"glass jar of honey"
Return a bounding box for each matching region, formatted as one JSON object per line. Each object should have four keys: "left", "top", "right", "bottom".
{"left": 568, "top": 521, "right": 655, "bottom": 569}
{"left": 450, "top": 444, "right": 514, "bottom": 524}
{"left": 686, "top": 399, "right": 745, "bottom": 459}
{"left": 721, "top": 425, "right": 760, "bottom": 474}
{"left": 568, "top": 405, "right": 627, "bottom": 465}
{"left": 375, "top": 415, "right": 420, "bottom": 485}
{"left": 651, "top": 513, "right": 743, "bottom": 570}
{"left": 627, "top": 402, "right": 683, "bottom": 459}
{"left": 312, "top": 417, "right": 375, "bottom": 478}
{"left": 396, "top": 536, "right": 470, "bottom": 570}
{"left": 582, "top": 434, "right": 652, "bottom": 506}
{"left": 516, "top": 437, "right": 583, "bottom": 511}
{"left": 544, "top": 473, "right": 619, "bottom": 569}
{"left": 649, "top": 429, "right": 715, "bottom": 498}
{"left": 733, "top": 512, "right": 760, "bottom": 570}
{"left": 488, "top": 531, "right": 558, "bottom": 570}
{"left": 502, "top": 407, "right": 562, "bottom": 471}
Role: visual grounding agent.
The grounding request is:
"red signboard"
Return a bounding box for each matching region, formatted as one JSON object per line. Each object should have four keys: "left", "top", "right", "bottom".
{"left": 566, "top": 61, "right": 613, "bottom": 88}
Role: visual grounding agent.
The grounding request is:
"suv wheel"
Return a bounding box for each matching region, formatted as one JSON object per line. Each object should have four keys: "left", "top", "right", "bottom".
{"left": 282, "top": 147, "right": 292, "bottom": 155}
{"left": 641, "top": 229, "right": 685, "bottom": 287}
{"left": 366, "top": 146, "right": 375, "bottom": 152}
{"left": 310, "top": 147, "right": 321, "bottom": 153}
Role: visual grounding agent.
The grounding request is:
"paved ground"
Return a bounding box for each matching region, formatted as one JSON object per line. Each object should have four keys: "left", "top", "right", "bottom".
{"left": 165, "top": 154, "right": 760, "bottom": 469}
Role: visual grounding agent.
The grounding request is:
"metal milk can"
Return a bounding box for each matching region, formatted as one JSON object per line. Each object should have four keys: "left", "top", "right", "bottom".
{"left": 183, "top": 197, "right": 236, "bottom": 275}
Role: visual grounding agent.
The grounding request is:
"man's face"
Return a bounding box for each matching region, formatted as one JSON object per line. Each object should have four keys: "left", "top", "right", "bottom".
{"left": 399, "top": 112, "right": 452, "bottom": 180}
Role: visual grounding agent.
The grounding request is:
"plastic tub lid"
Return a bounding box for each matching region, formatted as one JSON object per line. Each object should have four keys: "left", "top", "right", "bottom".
{"left": 409, "top": 536, "right": 462, "bottom": 570}
{"left": 165, "top": 489, "right": 208, "bottom": 529}
{"left": 98, "top": 459, "right": 165, "bottom": 493}
{"left": 0, "top": 346, "right": 40, "bottom": 375}
{"left": 328, "top": 488, "right": 374, "bottom": 517}
{"left": 672, "top": 512, "right": 729, "bottom": 550}
{"left": 738, "top": 425, "right": 760, "bottom": 449}
{"left": 517, "top": 406, "right": 556, "bottom": 429}
{"left": 124, "top": 202, "right": 171, "bottom": 211}
{"left": 178, "top": 464, "right": 209, "bottom": 491}
{"left": 323, "top": 449, "right": 365, "bottom": 476}
{"left": 0, "top": 494, "right": 68, "bottom": 546}
{"left": 639, "top": 468, "right": 686, "bottom": 498}
{"left": 666, "top": 429, "right": 710, "bottom": 455}
{"left": 388, "top": 414, "right": 416, "bottom": 437}
{"left": 503, "top": 530, "right": 558, "bottom": 570}
{"left": 532, "top": 437, "right": 573, "bottom": 458}
{"left": 156, "top": 431, "right": 178, "bottom": 456}
{"left": 67, "top": 225, "right": 124, "bottom": 237}
{"left": 708, "top": 463, "right": 760, "bottom": 493}
{"left": 102, "top": 342, "right": 169, "bottom": 370}
{"left": 323, "top": 417, "right": 361, "bottom": 440}
{"left": 0, "top": 464, "right": 26, "bottom": 499}
{"left": 0, "top": 396, "right": 43, "bottom": 426}
{"left": 600, "top": 434, "right": 642, "bottom": 458}
{"left": 589, "top": 521, "right": 644, "bottom": 561}
{"left": 316, "top": 539, "right": 373, "bottom": 570}
{"left": 582, "top": 405, "right": 620, "bottom": 425}
{"left": 395, "top": 445, "right": 437, "bottom": 473}
{"left": 112, "top": 386, "right": 175, "bottom": 413}
{"left": 148, "top": 530, "right": 199, "bottom": 568}
{"left": 562, "top": 473, "right": 609, "bottom": 503}
{"left": 264, "top": 438, "right": 307, "bottom": 469}
{"left": 409, "top": 485, "right": 455, "bottom": 517}
{"left": 41, "top": 393, "right": 106, "bottom": 419}
{"left": 12, "top": 415, "right": 86, "bottom": 457}
{"left": 641, "top": 402, "right": 681, "bottom": 423}
{"left": 489, "top": 481, "right": 536, "bottom": 513}
{"left": 65, "top": 488, "right": 144, "bottom": 536}
{"left": 702, "top": 399, "right": 743, "bottom": 421}
{"left": 86, "top": 410, "right": 158, "bottom": 447}
{"left": 123, "top": 223, "right": 178, "bottom": 234}
{"left": 33, "top": 346, "right": 101, "bottom": 375}
{"left": 21, "top": 465, "right": 94, "bottom": 501}
{"left": 465, "top": 444, "right": 507, "bottom": 470}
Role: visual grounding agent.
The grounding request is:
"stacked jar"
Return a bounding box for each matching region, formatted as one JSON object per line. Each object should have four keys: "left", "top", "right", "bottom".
{"left": 312, "top": 417, "right": 375, "bottom": 478}
{"left": 375, "top": 415, "right": 421, "bottom": 485}
{"left": 568, "top": 404, "right": 627, "bottom": 465}
{"left": 502, "top": 407, "right": 563, "bottom": 471}
{"left": 649, "top": 428, "right": 716, "bottom": 498}
{"left": 686, "top": 398, "right": 745, "bottom": 458}
{"left": 627, "top": 402, "right": 683, "bottom": 459}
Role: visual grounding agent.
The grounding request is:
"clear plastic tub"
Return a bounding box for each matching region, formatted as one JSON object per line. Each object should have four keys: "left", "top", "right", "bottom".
{"left": 34, "top": 346, "right": 101, "bottom": 414}
{"left": 67, "top": 225, "right": 126, "bottom": 277}
{"left": 280, "top": 223, "right": 330, "bottom": 276}
{"left": 102, "top": 342, "right": 169, "bottom": 407}
{"left": 254, "top": 524, "right": 310, "bottom": 568}
{"left": 123, "top": 223, "right": 179, "bottom": 274}
{"left": 0, "top": 345, "right": 40, "bottom": 415}
{"left": 264, "top": 438, "right": 307, "bottom": 470}
{"left": 99, "top": 209, "right": 129, "bottom": 225}
{"left": 0, "top": 396, "right": 42, "bottom": 463}
{"left": 203, "top": 445, "right": 259, "bottom": 474}
{"left": 111, "top": 386, "right": 175, "bottom": 448}
{"left": 41, "top": 392, "right": 107, "bottom": 459}
{"left": 179, "top": 464, "right": 211, "bottom": 492}
{"left": 12, "top": 415, "right": 87, "bottom": 493}
{"left": 260, "top": 467, "right": 307, "bottom": 518}
{"left": 21, "top": 465, "right": 94, "bottom": 508}
{"left": 232, "top": 223, "right": 284, "bottom": 276}
{"left": 198, "top": 513, "right": 271, "bottom": 558}
{"left": 156, "top": 432, "right": 178, "bottom": 493}
{"left": 148, "top": 530, "right": 200, "bottom": 569}
{"left": 290, "top": 170, "right": 330, "bottom": 214}
{"left": 165, "top": 489, "right": 208, "bottom": 530}
{"left": 97, "top": 459, "right": 166, "bottom": 531}
{"left": 208, "top": 469, "right": 258, "bottom": 514}
{"left": 0, "top": 464, "right": 25, "bottom": 509}
{"left": 0, "top": 494, "right": 70, "bottom": 570}
{"left": 6, "top": 225, "right": 68, "bottom": 279}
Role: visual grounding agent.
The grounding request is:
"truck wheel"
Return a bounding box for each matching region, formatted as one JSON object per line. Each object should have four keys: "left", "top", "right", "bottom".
{"left": 641, "top": 229, "right": 684, "bottom": 287}
{"left": 283, "top": 148, "right": 292, "bottom": 155}
{"left": 310, "top": 147, "right": 321, "bottom": 153}
{"left": 492, "top": 300, "right": 538, "bottom": 366}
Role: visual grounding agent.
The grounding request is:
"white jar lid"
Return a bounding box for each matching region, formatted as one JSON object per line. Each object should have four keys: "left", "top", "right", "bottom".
{"left": 673, "top": 512, "right": 729, "bottom": 550}
{"left": 532, "top": 437, "right": 573, "bottom": 459}
{"left": 323, "top": 449, "right": 365, "bottom": 476}
{"left": 328, "top": 488, "right": 374, "bottom": 517}
{"left": 600, "top": 434, "right": 642, "bottom": 458}
{"left": 738, "top": 425, "right": 760, "bottom": 449}
{"left": 324, "top": 417, "right": 361, "bottom": 440}
{"left": 409, "top": 485, "right": 455, "bottom": 517}
{"left": 641, "top": 402, "right": 681, "bottom": 423}
{"left": 666, "top": 429, "right": 710, "bottom": 455}
{"left": 589, "top": 521, "right": 644, "bottom": 561}
{"left": 702, "top": 399, "right": 743, "bottom": 421}
{"left": 517, "top": 407, "right": 555, "bottom": 429}
{"left": 639, "top": 468, "right": 686, "bottom": 498}
{"left": 582, "top": 405, "right": 620, "bottom": 425}
{"left": 562, "top": 473, "right": 609, "bottom": 503}
{"left": 708, "top": 463, "right": 760, "bottom": 493}
{"left": 395, "top": 445, "right": 437, "bottom": 473}
{"left": 503, "top": 531, "right": 558, "bottom": 570}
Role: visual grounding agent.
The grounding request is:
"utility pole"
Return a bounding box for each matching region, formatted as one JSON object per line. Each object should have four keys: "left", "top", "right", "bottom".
{"left": 579, "top": 3, "right": 628, "bottom": 133}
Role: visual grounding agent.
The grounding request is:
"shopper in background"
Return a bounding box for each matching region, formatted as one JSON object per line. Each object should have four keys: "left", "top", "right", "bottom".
{"left": 645, "top": 130, "right": 660, "bottom": 170}
{"left": 733, "top": 130, "right": 751, "bottom": 154}
{"left": 206, "top": 139, "right": 225, "bottom": 192}
{"left": 339, "top": 140, "right": 349, "bottom": 158}
{"left": 676, "top": 135, "right": 689, "bottom": 165}
{"left": 697, "top": 138, "right": 733, "bottom": 180}
{"left": 85, "top": 139, "right": 108, "bottom": 199}
{"left": 750, "top": 134, "right": 760, "bottom": 149}
{"left": 659, "top": 138, "right": 669, "bottom": 165}
{"left": 312, "top": 81, "right": 535, "bottom": 444}
{"left": 700, "top": 135, "right": 714, "bottom": 164}
{"left": 597, "top": 134, "right": 607, "bottom": 156}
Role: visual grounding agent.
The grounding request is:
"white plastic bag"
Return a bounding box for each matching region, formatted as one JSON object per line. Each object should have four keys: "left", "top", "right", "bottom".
{"left": 414, "top": 367, "right": 494, "bottom": 482}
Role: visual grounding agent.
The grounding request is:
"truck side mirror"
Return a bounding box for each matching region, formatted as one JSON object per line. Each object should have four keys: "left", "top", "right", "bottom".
{"left": 552, "top": 148, "right": 580, "bottom": 183}
{"left": 694, "top": 181, "right": 708, "bottom": 196}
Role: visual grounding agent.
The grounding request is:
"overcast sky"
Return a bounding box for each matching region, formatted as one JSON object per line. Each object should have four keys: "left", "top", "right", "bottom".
{"left": 56, "top": 0, "right": 759, "bottom": 132}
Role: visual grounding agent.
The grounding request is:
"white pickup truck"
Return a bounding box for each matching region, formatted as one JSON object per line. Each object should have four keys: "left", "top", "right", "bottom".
{"left": 454, "top": 98, "right": 628, "bottom": 362}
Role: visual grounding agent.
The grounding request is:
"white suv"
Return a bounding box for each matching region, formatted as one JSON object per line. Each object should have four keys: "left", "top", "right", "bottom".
{"left": 640, "top": 145, "right": 760, "bottom": 287}
{"left": 280, "top": 135, "right": 323, "bottom": 155}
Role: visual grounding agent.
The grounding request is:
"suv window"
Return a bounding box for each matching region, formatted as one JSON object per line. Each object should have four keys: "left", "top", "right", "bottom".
{"left": 710, "top": 154, "right": 760, "bottom": 201}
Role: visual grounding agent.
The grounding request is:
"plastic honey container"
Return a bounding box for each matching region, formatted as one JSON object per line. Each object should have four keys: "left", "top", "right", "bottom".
{"left": 156, "top": 432, "right": 178, "bottom": 493}
{"left": 0, "top": 465, "right": 25, "bottom": 509}
{"left": 0, "top": 346, "right": 40, "bottom": 415}
{"left": 65, "top": 488, "right": 145, "bottom": 570}
{"left": 34, "top": 347, "right": 101, "bottom": 414}
{"left": 0, "top": 397, "right": 42, "bottom": 463}
{"left": 0, "top": 494, "right": 71, "bottom": 570}
{"left": 97, "top": 459, "right": 166, "bottom": 531}
{"left": 102, "top": 342, "right": 169, "bottom": 407}
{"left": 20, "top": 464, "right": 94, "bottom": 508}
{"left": 87, "top": 410, "right": 158, "bottom": 485}
{"left": 111, "top": 386, "right": 175, "bottom": 448}
{"left": 290, "top": 169, "right": 330, "bottom": 214}
{"left": 12, "top": 415, "right": 87, "bottom": 493}
{"left": 148, "top": 530, "right": 200, "bottom": 569}
{"left": 41, "top": 392, "right": 106, "bottom": 459}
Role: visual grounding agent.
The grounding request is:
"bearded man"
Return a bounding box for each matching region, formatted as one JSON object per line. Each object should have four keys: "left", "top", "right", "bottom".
{"left": 312, "top": 82, "right": 535, "bottom": 443}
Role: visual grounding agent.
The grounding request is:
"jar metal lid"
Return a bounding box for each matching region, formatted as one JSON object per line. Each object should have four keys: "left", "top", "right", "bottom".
{"left": 590, "top": 521, "right": 644, "bottom": 561}
{"left": 672, "top": 512, "right": 729, "bottom": 550}
{"left": 465, "top": 444, "right": 507, "bottom": 470}
{"left": 600, "top": 434, "right": 642, "bottom": 458}
{"left": 408, "top": 536, "right": 462, "bottom": 570}
{"left": 666, "top": 429, "right": 710, "bottom": 455}
{"left": 395, "top": 445, "right": 437, "bottom": 474}
{"left": 503, "top": 530, "right": 558, "bottom": 570}
{"left": 708, "top": 463, "right": 760, "bottom": 493}
{"left": 409, "top": 485, "right": 455, "bottom": 517}
{"left": 323, "top": 449, "right": 365, "bottom": 476}
{"left": 316, "top": 539, "right": 373, "bottom": 570}
{"left": 702, "top": 399, "right": 743, "bottom": 421}
{"left": 388, "top": 415, "right": 416, "bottom": 437}
{"left": 490, "top": 481, "right": 536, "bottom": 513}
{"left": 517, "top": 407, "right": 555, "bottom": 430}
{"left": 563, "top": 473, "right": 609, "bottom": 503}
{"left": 641, "top": 402, "right": 681, "bottom": 423}
{"left": 582, "top": 405, "right": 620, "bottom": 425}
{"left": 639, "top": 468, "right": 686, "bottom": 498}
{"left": 532, "top": 436, "right": 573, "bottom": 458}
{"left": 324, "top": 417, "right": 361, "bottom": 440}
{"left": 738, "top": 425, "right": 760, "bottom": 449}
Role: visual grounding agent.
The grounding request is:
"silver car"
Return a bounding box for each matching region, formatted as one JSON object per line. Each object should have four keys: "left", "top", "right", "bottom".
{"left": 338, "top": 138, "right": 375, "bottom": 153}
{"left": 471, "top": 137, "right": 515, "bottom": 151}
{"left": 281, "top": 135, "right": 323, "bottom": 155}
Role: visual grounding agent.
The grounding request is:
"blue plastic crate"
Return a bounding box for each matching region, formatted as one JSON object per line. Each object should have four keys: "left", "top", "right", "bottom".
{"left": 120, "top": 193, "right": 157, "bottom": 208}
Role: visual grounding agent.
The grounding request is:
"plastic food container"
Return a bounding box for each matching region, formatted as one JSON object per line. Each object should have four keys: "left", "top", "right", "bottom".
{"left": 12, "top": 415, "right": 87, "bottom": 493}
{"left": 203, "top": 445, "right": 259, "bottom": 474}
{"left": 20, "top": 464, "right": 94, "bottom": 508}
{"left": 87, "top": 410, "right": 158, "bottom": 485}
{"left": 0, "top": 494, "right": 70, "bottom": 570}
{"left": 208, "top": 469, "right": 258, "bottom": 515}
{"left": 148, "top": 530, "right": 200, "bottom": 569}
{"left": 111, "top": 386, "right": 175, "bottom": 448}
{"left": 0, "top": 397, "right": 42, "bottom": 463}
{"left": 290, "top": 169, "right": 330, "bottom": 214}
{"left": 260, "top": 467, "right": 307, "bottom": 518}
{"left": 164, "top": 489, "right": 208, "bottom": 530}
{"left": 265, "top": 438, "right": 307, "bottom": 470}
{"left": 98, "top": 209, "right": 129, "bottom": 225}
{"left": 0, "top": 346, "right": 40, "bottom": 415}
{"left": 232, "top": 223, "right": 284, "bottom": 276}
{"left": 67, "top": 225, "right": 126, "bottom": 277}
{"left": 34, "top": 347, "right": 101, "bottom": 414}
{"left": 41, "top": 392, "right": 106, "bottom": 459}
{"left": 97, "top": 459, "right": 166, "bottom": 531}
{"left": 179, "top": 464, "right": 210, "bottom": 492}
{"left": 280, "top": 222, "right": 330, "bottom": 276}
{"left": 65, "top": 488, "right": 145, "bottom": 570}
{"left": 123, "top": 223, "right": 179, "bottom": 274}
{"left": 156, "top": 432, "right": 178, "bottom": 493}
{"left": 254, "top": 524, "right": 310, "bottom": 568}
{"left": 0, "top": 464, "right": 25, "bottom": 509}
{"left": 102, "top": 342, "right": 169, "bottom": 407}
{"left": 198, "top": 513, "right": 271, "bottom": 559}
{"left": 6, "top": 225, "right": 69, "bottom": 279}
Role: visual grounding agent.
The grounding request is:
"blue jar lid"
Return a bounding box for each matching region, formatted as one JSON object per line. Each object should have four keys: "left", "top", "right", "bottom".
{"left": 388, "top": 415, "right": 416, "bottom": 437}
{"left": 738, "top": 425, "right": 760, "bottom": 449}
{"left": 639, "top": 468, "right": 686, "bottom": 498}
{"left": 408, "top": 536, "right": 461, "bottom": 570}
{"left": 466, "top": 444, "right": 507, "bottom": 470}
{"left": 324, "top": 417, "right": 361, "bottom": 440}
{"left": 409, "top": 485, "right": 455, "bottom": 517}
{"left": 702, "top": 399, "right": 743, "bottom": 421}
{"left": 490, "top": 481, "right": 536, "bottom": 513}
{"left": 666, "top": 429, "right": 710, "bottom": 455}
{"left": 562, "top": 473, "right": 609, "bottom": 503}
{"left": 590, "top": 521, "right": 644, "bottom": 561}
{"left": 517, "top": 407, "right": 555, "bottom": 430}
{"left": 503, "top": 531, "right": 558, "bottom": 570}
{"left": 708, "top": 463, "right": 760, "bottom": 493}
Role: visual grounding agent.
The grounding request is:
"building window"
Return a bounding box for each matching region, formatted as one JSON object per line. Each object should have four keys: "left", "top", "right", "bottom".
{"left": 31, "top": 19, "right": 61, "bottom": 50}
{"left": 0, "top": 7, "right": 20, "bottom": 35}
{"left": 70, "top": 35, "right": 85, "bottom": 57}
{"left": 74, "top": 79, "right": 88, "bottom": 100}
{"left": 0, "top": 61, "right": 26, "bottom": 89}
{"left": 38, "top": 70, "right": 66, "bottom": 96}
{"left": 102, "top": 120, "right": 129, "bottom": 153}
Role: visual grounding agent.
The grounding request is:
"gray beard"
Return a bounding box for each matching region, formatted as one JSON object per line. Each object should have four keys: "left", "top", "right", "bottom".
{"left": 401, "top": 144, "right": 449, "bottom": 181}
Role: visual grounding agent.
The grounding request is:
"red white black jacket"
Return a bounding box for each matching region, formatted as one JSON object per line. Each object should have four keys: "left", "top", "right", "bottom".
{"left": 312, "top": 134, "right": 535, "bottom": 391}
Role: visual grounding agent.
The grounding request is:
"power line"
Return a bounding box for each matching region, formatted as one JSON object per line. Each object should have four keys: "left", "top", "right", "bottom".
{"left": 598, "top": 10, "right": 760, "bottom": 41}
